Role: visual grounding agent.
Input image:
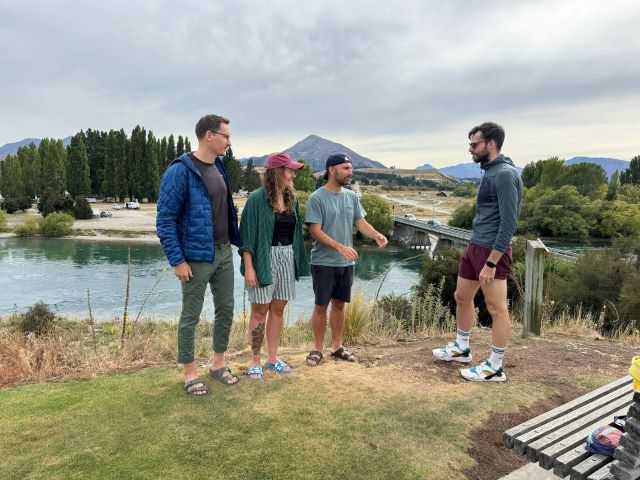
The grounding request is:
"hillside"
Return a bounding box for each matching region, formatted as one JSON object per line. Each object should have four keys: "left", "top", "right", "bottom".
{"left": 239, "top": 134, "right": 385, "bottom": 173}
{"left": 0, "top": 136, "right": 73, "bottom": 159}
{"left": 353, "top": 167, "right": 461, "bottom": 184}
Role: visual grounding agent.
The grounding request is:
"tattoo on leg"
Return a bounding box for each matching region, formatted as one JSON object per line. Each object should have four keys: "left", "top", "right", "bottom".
{"left": 251, "top": 322, "right": 265, "bottom": 355}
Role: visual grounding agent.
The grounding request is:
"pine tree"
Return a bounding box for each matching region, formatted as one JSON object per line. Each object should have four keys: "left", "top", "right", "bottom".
{"left": 129, "top": 125, "right": 146, "bottom": 200}
{"left": 176, "top": 136, "right": 185, "bottom": 156}
{"left": 185, "top": 137, "right": 191, "bottom": 153}
{"left": 141, "top": 131, "right": 160, "bottom": 201}
{"left": 84, "top": 129, "right": 107, "bottom": 195}
{"left": 67, "top": 133, "right": 91, "bottom": 197}
{"left": 0, "top": 154, "right": 25, "bottom": 198}
{"left": 158, "top": 137, "right": 168, "bottom": 176}
{"left": 114, "top": 129, "right": 128, "bottom": 201}
{"left": 222, "top": 147, "right": 243, "bottom": 193}
{"left": 102, "top": 130, "right": 117, "bottom": 198}
{"left": 17, "top": 143, "right": 41, "bottom": 198}
{"left": 39, "top": 138, "right": 66, "bottom": 195}
{"left": 242, "top": 158, "right": 261, "bottom": 192}
{"left": 166, "top": 134, "right": 176, "bottom": 165}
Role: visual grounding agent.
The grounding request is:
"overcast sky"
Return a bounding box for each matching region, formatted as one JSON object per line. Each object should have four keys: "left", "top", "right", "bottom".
{"left": 1, "top": 0, "right": 639, "bottom": 168}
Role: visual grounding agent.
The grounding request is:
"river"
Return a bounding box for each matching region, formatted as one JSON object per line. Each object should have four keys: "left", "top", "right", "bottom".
{"left": 0, "top": 238, "right": 422, "bottom": 323}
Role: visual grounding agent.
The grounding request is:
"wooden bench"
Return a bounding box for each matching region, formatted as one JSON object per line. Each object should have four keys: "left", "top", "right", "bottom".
{"left": 503, "top": 376, "right": 637, "bottom": 479}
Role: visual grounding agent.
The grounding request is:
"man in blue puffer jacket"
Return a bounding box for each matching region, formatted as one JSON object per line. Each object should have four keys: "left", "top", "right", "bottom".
{"left": 157, "top": 114, "right": 241, "bottom": 395}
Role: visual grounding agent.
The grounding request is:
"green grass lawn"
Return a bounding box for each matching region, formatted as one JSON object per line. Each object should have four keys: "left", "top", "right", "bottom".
{"left": 0, "top": 359, "right": 553, "bottom": 480}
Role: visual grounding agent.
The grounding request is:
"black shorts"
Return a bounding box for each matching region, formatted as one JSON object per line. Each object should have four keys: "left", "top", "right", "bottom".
{"left": 311, "top": 265, "right": 354, "bottom": 306}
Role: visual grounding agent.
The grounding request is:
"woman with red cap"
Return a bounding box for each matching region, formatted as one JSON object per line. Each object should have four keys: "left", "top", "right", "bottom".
{"left": 238, "top": 152, "right": 310, "bottom": 381}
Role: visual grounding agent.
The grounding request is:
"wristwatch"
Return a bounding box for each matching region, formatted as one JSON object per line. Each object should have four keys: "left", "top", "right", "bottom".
{"left": 485, "top": 260, "right": 497, "bottom": 268}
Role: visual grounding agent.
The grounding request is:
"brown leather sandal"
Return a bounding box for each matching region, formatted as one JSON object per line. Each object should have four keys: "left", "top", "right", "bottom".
{"left": 331, "top": 347, "right": 356, "bottom": 362}
{"left": 306, "top": 350, "right": 323, "bottom": 367}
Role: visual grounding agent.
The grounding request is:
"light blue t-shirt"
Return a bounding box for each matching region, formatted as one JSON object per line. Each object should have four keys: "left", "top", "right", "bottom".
{"left": 305, "top": 187, "right": 366, "bottom": 267}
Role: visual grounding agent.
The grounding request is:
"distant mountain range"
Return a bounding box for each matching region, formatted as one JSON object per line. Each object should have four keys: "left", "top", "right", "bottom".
{"left": 0, "top": 136, "right": 72, "bottom": 159}
{"left": 239, "top": 134, "right": 385, "bottom": 173}
{"left": 416, "top": 163, "right": 434, "bottom": 170}
{"left": 564, "top": 157, "right": 630, "bottom": 180}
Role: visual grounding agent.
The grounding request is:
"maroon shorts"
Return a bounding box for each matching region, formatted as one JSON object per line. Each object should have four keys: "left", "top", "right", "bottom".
{"left": 458, "top": 243, "right": 512, "bottom": 281}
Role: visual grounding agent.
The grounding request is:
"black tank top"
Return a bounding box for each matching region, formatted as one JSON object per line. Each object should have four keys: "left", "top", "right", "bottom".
{"left": 272, "top": 212, "right": 296, "bottom": 246}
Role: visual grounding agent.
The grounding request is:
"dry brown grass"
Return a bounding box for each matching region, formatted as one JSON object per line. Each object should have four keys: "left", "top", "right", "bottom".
{"left": 0, "top": 321, "right": 176, "bottom": 387}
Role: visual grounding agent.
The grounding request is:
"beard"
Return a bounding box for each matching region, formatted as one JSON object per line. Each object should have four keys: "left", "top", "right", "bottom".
{"left": 472, "top": 150, "right": 490, "bottom": 164}
{"left": 337, "top": 175, "right": 352, "bottom": 186}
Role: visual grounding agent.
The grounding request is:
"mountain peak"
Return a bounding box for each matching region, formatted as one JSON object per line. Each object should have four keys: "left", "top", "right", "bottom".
{"left": 240, "top": 135, "right": 385, "bottom": 172}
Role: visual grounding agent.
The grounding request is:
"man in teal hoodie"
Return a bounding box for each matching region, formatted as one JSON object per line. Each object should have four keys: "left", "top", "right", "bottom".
{"left": 433, "top": 122, "right": 522, "bottom": 382}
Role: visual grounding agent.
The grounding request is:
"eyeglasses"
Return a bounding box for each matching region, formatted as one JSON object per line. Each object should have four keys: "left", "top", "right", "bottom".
{"left": 209, "top": 131, "right": 230, "bottom": 140}
{"left": 469, "top": 140, "right": 487, "bottom": 149}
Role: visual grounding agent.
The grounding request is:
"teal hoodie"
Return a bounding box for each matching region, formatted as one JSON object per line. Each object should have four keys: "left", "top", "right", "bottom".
{"left": 470, "top": 155, "right": 523, "bottom": 253}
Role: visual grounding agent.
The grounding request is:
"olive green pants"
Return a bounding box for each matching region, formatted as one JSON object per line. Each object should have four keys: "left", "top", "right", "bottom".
{"left": 177, "top": 243, "right": 234, "bottom": 364}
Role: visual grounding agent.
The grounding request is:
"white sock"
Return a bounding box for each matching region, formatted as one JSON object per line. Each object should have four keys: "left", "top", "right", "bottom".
{"left": 456, "top": 328, "right": 471, "bottom": 350}
{"left": 489, "top": 346, "right": 506, "bottom": 370}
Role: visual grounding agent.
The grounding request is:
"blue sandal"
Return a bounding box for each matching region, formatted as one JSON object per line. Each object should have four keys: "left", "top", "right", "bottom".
{"left": 247, "top": 365, "right": 263, "bottom": 382}
{"left": 264, "top": 359, "right": 292, "bottom": 374}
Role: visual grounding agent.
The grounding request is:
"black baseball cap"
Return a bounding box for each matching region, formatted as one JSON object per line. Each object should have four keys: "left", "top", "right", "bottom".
{"left": 323, "top": 153, "right": 352, "bottom": 180}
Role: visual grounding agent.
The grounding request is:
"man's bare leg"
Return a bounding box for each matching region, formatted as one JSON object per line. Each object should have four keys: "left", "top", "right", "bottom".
{"left": 311, "top": 304, "right": 328, "bottom": 352}
{"left": 329, "top": 299, "right": 346, "bottom": 352}
{"left": 480, "top": 279, "right": 510, "bottom": 348}
{"left": 454, "top": 276, "right": 480, "bottom": 332}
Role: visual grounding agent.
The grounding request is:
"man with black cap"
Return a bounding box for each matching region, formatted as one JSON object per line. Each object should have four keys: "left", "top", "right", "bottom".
{"left": 304, "top": 153, "right": 388, "bottom": 366}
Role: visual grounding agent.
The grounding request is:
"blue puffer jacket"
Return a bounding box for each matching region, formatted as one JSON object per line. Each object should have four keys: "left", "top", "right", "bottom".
{"left": 156, "top": 153, "right": 240, "bottom": 267}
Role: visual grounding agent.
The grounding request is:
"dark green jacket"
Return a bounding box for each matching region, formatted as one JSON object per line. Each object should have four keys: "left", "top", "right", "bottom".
{"left": 239, "top": 187, "right": 310, "bottom": 286}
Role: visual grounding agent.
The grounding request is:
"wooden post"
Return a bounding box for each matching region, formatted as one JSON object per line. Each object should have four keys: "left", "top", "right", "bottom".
{"left": 523, "top": 239, "right": 546, "bottom": 337}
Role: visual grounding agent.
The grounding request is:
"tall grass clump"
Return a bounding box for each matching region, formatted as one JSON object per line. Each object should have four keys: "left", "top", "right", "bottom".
{"left": 375, "top": 278, "right": 455, "bottom": 337}
{"left": 14, "top": 218, "right": 41, "bottom": 236}
{"left": 343, "top": 291, "right": 374, "bottom": 342}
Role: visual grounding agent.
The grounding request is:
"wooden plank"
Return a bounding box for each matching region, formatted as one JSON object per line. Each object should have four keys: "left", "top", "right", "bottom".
{"left": 503, "top": 376, "right": 632, "bottom": 448}
{"left": 536, "top": 404, "right": 631, "bottom": 468}
{"left": 554, "top": 445, "right": 594, "bottom": 478}
{"left": 526, "top": 395, "right": 632, "bottom": 462}
{"left": 513, "top": 386, "right": 631, "bottom": 455}
{"left": 565, "top": 453, "right": 611, "bottom": 480}
{"left": 585, "top": 462, "right": 613, "bottom": 480}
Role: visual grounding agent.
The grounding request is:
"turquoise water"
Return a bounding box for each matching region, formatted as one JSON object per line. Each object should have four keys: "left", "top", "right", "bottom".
{"left": 0, "top": 238, "right": 422, "bottom": 322}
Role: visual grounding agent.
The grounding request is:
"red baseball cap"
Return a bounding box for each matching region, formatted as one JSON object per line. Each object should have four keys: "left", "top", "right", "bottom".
{"left": 264, "top": 152, "right": 304, "bottom": 170}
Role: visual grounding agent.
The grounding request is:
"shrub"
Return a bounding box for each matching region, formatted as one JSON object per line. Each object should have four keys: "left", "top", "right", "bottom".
{"left": 359, "top": 194, "right": 393, "bottom": 235}
{"left": 38, "top": 192, "right": 74, "bottom": 217}
{"left": 40, "top": 211, "right": 74, "bottom": 237}
{"left": 0, "top": 209, "right": 7, "bottom": 230}
{"left": 73, "top": 196, "right": 93, "bottom": 220}
{"left": 17, "top": 197, "right": 33, "bottom": 211}
{"left": 14, "top": 218, "right": 41, "bottom": 236}
{"left": 18, "top": 301, "right": 57, "bottom": 336}
{"left": 449, "top": 202, "right": 475, "bottom": 229}
{"left": 2, "top": 198, "right": 19, "bottom": 214}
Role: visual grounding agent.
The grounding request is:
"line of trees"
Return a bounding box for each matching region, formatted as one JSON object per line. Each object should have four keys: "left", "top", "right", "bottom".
{"left": 449, "top": 155, "right": 640, "bottom": 239}
{"left": 1, "top": 129, "right": 325, "bottom": 208}
{"left": 0, "top": 127, "right": 193, "bottom": 203}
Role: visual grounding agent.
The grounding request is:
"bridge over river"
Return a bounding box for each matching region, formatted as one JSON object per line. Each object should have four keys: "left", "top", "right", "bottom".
{"left": 391, "top": 216, "right": 579, "bottom": 262}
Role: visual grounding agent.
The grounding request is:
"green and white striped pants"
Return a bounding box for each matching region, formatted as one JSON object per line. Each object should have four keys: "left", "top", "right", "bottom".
{"left": 247, "top": 244, "right": 296, "bottom": 304}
